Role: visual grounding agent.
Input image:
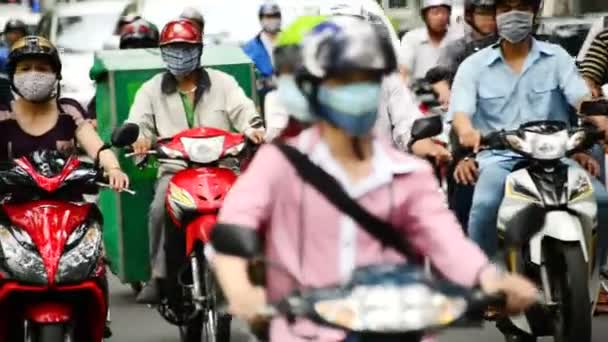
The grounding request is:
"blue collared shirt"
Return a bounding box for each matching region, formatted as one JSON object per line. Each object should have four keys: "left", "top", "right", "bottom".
{"left": 448, "top": 38, "right": 590, "bottom": 136}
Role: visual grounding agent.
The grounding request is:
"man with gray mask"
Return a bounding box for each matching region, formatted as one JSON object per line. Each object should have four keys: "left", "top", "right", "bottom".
{"left": 449, "top": 1, "right": 608, "bottom": 331}
{"left": 243, "top": 2, "right": 282, "bottom": 112}
{"left": 127, "top": 19, "right": 264, "bottom": 304}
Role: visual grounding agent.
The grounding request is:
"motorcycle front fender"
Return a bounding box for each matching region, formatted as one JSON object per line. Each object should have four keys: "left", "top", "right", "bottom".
{"left": 186, "top": 214, "right": 217, "bottom": 255}
{"left": 529, "top": 211, "right": 590, "bottom": 265}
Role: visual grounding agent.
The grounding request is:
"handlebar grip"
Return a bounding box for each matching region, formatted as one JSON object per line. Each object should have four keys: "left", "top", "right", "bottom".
{"left": 580, "top": 99, "right": 608, "bottom": 116}
{"left": 467, "top": 290, "right": 506, "bottom": 317}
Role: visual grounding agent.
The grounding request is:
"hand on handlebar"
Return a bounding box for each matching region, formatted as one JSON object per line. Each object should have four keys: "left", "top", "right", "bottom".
{"left": 227, "top": 286, "right": 267, "bottom": 323}
{"left": 132, "top": 137, "right": 152, "bottom": 155}
{"left": 458, "top": 129, "right": 482, "bottom": 153}
{"left": 454, "top": 157, "right": 478, "bottom": 185}
{"left": 106, "top": 168, "right": 130, "bottom": 191}
{"left": 479, "top": 267, "right": 538, "bottom": 315}
{"left": 245, "top": 127, "right": 266, "bottom": 145}
{"left": 411, "top": 139, "right": 452, "bottom": 164}
{"left": 572, "top": 152, "right": 600, "bottom": 177}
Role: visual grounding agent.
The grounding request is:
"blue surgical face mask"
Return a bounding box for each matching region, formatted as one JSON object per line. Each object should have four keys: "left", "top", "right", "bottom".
{"left": 316, "top": 82, "right": 381, "bottom": 136}
{"left": 276, "top": 75, "right": 315, "bottom": 123}
{"left": 161, "top": 45, "right": 202, "bottom": 78}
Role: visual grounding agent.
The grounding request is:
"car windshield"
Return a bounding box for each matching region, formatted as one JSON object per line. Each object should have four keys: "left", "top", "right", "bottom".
{"left": 55, "top": 13, "right": 120, "bottom": 52}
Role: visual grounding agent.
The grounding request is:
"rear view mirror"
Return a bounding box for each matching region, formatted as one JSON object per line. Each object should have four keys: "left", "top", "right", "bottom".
{"left": 111, "top": 123, "right": 140, "bottom": 148}
{"left": 580, "top": 99, "right": 608, "bottom": 116}
{"left": 410, "top": 116, "right": 443, "bottom": 142}
{"left": 504, "top": 204, "right": 546, "bottom": 246}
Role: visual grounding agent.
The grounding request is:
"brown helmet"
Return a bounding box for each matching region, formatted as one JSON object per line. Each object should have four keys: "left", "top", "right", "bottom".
{"left": 6, "top": 36, "right": 62, "bottom": 80}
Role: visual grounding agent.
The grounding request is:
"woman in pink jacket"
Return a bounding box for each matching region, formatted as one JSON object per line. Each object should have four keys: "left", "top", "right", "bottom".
{"left": 210, "top": 17, "right": 537, "bottom": 342}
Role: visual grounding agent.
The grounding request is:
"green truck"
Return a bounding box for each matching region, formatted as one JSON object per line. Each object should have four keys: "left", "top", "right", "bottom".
{"left": 92, "top": 46, "right": 256, "bottom": 286}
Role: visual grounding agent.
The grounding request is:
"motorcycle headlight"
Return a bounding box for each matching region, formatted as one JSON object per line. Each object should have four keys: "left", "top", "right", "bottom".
{"left": 0, "top": 226, "right": 46, "bottom": 284}
{"left": 55, "top": 222, "right": 102, "bottom": 284}
{"left": 313, "top": 284, "right": 467, "bottom": 333}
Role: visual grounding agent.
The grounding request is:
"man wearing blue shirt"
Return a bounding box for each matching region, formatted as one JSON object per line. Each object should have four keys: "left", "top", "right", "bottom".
{"left": 449, "top": 0, "right": 608, "bottom": 256}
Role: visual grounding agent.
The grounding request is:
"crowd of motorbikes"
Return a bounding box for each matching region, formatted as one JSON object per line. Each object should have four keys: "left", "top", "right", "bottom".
{"left": 0, "top": 81, "right": 606, "bottom": 342}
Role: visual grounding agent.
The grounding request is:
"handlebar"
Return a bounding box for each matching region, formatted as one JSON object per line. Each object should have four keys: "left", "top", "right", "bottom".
{"left": 95, "top": 182, "right": 136, "bottom": 195}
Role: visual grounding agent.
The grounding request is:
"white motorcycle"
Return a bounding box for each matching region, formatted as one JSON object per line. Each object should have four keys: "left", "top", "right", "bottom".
{"left": 479, "top": 119, "right": 603, "bottom": 342}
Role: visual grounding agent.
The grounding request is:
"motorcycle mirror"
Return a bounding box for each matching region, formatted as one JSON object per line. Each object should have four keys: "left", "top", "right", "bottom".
{"left": 111, "top": 123, "right": 140, "bottom": 148}
{"left": 504, "top": 203, "right": 546, "bottom": 246}
{"left": 410, "top": 115, "right": 443, "bottom": 142}
{"left": 579, "top": 99, "right": 608, "bottom": 116}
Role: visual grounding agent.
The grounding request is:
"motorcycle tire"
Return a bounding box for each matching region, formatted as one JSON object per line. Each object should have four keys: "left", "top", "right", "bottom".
{"left": 179, "top": 313, "right": 203, "bottom": 342}
{"left": 504, "top": 334, "right": 536, "bottom": 342}
{"left": 28, "top": 324, "right": 73, "bottom": 342}
{"left": 546, "top": 241, "right": 592, "bottom": 342}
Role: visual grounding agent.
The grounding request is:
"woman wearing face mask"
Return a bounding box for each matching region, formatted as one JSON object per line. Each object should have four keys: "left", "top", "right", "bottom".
{"left": 263, "top": 15, "right": 327, "bottom": 142}
{"left": 0, "top": 36, "right": 128, "bottom": 190}
{"left": 210, "top": 17, "right": 537, "bottom": 342}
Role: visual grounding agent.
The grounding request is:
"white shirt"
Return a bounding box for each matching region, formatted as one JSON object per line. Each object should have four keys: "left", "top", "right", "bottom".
{"left": 375, "top": 73, "right": 424, "bottom": 150}
{"left": 260, "top": 32, "right": 276, "bottom": 66}
{"left": 263, "top": 90, "right": 289, "bottom": 141}
{"left": 399, "top": 26, "right": 462, "bottom": 80}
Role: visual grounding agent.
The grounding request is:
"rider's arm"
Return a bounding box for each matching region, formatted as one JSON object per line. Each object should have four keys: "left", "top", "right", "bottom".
{"left": 381, "top": 73, "right": 424, "bottom": 149}
{"left": 126, "top": 81, "right": 158, "bottom": 141}
{"left": 399, "top": 31, "right": 417, "bottom": 80}
{"left": 211, "top": 145, "right": 282, "bottom": 305}
{"left": 398, "top": 162, "right": 492, "bottom": 286}
{"left": 447, "top": 58, "right": 478, "bottom": 137}
{"left": 554, "top": 46, "right": 592, "bottom": 110}
{"left": 221, "top": 73, "right": 264, "bottom": 134}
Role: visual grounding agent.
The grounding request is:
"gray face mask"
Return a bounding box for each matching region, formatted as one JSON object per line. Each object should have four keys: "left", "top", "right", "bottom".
{"left": 496, "top": 10, "right": 534, "bottom": 44}
{"left": 161, "top": 45, "right": 202, "bottom": 78}
{"left": 13, "top": 72, "right": 58, "bottom": 102}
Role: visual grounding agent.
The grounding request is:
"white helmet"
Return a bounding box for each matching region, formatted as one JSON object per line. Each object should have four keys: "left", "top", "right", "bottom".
{"left": 319, "top": 3, "right": 366, "bottom": 18}
{"left": 421, "top": 0, "right": 452, "bottom": 11}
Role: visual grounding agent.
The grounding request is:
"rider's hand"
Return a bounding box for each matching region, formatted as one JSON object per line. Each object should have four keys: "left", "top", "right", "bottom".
{"left": 432, "top": 80, "right": 451, "bottom": 109}
{"left": 228, "top": 286, "right": 267, "bottom": 323}
{"left": 572, "top": 152, "right": 600, "bottom": 177}
{"left": 107, "top": 168, "right": 129, "bottom": 191}
{"left": 411, "top": 139, "right": 452, "bottom": 164}
{"left": 132, "top": 137, "right": 152, "bottom": 155}
{"left": 245, "top": 127, "right": 266, "bottom": 145}
{"left": 584, "top": 116, "right": 608, "bottom": 141}
{"left": 453, "top": 157, "right": 479, "bottom": 185}
{"left": 480, "top": 266, "right": 538, "bottom": 315}
{"left": 458, "top": 128, "right": 482, "bottom": 153}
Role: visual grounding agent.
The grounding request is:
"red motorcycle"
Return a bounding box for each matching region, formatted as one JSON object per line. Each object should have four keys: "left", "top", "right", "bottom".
{"left": 0, "top": 124, "right": 138, "bottom": 342}
{"left": 128, "top": 126, "right": 254, "bottom": 342}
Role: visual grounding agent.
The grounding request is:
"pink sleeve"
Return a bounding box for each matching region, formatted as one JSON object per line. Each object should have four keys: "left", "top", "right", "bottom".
{"left": 217, "top": 145, "right": 284, "bottom": 231}
{"left": 400, "top": 163, "right": 489, "bottom": 287}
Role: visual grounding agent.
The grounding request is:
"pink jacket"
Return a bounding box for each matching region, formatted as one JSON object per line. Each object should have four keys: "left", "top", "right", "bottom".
{"left": 217, "top": 128, "right": 490, "bottom": 341}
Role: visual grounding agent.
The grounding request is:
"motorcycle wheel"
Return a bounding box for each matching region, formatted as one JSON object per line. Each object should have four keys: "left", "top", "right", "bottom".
{"left": 546, "top": 241, "right": 591, "bottom": 342}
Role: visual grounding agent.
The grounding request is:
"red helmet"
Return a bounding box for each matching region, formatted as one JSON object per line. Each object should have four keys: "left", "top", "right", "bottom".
{"left": 159, "top": 19, "right": 202, "bottom": 46}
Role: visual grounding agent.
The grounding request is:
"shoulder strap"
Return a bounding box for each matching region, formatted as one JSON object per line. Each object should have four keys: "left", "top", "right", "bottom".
{"left": 274, "top": 143, "right": 418, "bottom": 261}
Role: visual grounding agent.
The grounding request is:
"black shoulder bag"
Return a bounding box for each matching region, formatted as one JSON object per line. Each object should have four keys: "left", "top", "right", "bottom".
{"left": 274, "top": 143, "right": 419, "bottom": 262}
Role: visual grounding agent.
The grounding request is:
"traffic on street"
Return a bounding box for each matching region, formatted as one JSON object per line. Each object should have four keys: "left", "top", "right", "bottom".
{"left": 1, "top": 0, "right": 608, "bottom": 341}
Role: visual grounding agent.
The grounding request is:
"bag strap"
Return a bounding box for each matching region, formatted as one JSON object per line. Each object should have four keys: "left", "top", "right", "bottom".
{"left": 274, "top": 143, "right": 418, "bottom": 261}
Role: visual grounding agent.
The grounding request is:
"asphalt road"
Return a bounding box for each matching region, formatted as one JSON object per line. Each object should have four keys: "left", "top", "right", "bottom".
{"left": 108, "top": 275, "right": 608, "bottom": 342}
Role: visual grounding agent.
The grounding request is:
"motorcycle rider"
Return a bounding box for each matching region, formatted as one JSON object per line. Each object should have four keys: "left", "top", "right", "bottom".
{"left": 400, "top": 0, "right": 461, "bottom": 81}
{"left": 0, "top": 36, "right": 128, "bottom": 190}
{"left": 243, "top": 1, "right": 282, "bottom": 111}
{"left": 449, "top": 0, "right": 608, "bottom": 261}
{"left": 128, "top": 19, "right": 265, "bottom": 304}
{"left": 264, "top": 15, "right": 327, "bottom": 141}
{"left": 1, "top": 20, "right": 28, "bottom": 107}
{"left": 179, "top": 6, "right": 204, "bottom": 35}
{"left": 87, "top": 18, "right": 160, "bottom": 125}
{"left": 211, "top": 16, "right": 537, "bottom": 342}
{"left": 430, "top": 0, "right": 498, "bottom": 108}
{"left": 580, "top": 28, "right": 608, "bottom": 98}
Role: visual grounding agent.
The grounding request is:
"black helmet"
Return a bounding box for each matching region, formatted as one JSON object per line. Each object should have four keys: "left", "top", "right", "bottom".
{"left": 259, "top": 2, "right": 281, "bottom": 18}
{"left": 465, "top": 0, "right": 496, "bottom": 18}
{"left": 3, "top": 19, "right": 28, "bottom": 36}
{"left": 119, "top": 19, "right": 159, "bottom": 49}
{"left": 495, "top": 0, "right": 541, "bottom": 13}
{"left": 114, "top": 14, "right": 142, "bottom": 35}
{"left": 6, "top": 36, "right": 62, "bottom": 80}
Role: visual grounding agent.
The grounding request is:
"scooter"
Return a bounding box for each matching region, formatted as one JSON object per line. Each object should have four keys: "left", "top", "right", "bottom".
{"left": 479, "top": 119, "right": 604, "bottom": 342}
{"left": 0, "top": 124, "right": 138, "bottom": 342}
{"left": 127, "top": 126, "right": 255, "bottom": 342}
